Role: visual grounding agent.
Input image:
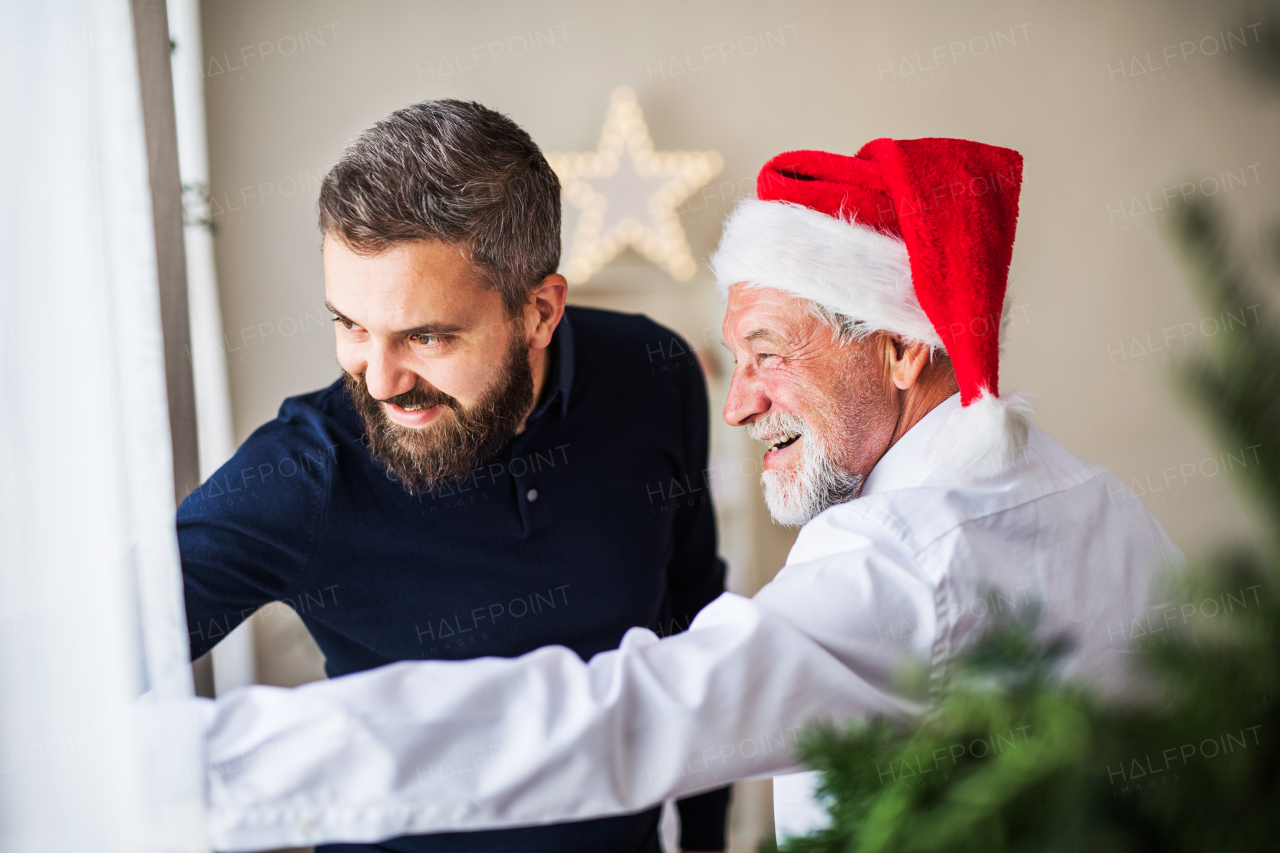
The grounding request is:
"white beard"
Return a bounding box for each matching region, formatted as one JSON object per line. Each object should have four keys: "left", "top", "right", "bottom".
{"left": 749, "top": 410, "right": 863, "bottom": 528}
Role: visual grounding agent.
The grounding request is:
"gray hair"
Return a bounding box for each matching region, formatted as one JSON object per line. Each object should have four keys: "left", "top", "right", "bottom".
{"left": 318, "top": 100, "right": 561, "bottom": 315}
{"left": 801, "top": 290, "right": 1014, "bottom": 363}
{"left": 802, "top": 300, "right": 872, "bottom": 347}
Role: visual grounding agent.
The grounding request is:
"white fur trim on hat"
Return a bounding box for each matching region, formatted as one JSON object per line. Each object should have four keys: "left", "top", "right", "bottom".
{"left": 710, "top": 199, "right": 942, "bottom": 347}
{"left": 927, "top": 390, "right": 1034, "bottom": 479}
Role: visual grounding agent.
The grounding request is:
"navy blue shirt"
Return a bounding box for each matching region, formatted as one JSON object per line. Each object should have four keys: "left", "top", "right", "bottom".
{"left": 178, "top": 307, "right": 730, "bottom": 853}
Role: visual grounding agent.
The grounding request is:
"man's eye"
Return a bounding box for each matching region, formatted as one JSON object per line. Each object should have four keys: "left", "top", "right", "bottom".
{"left": 756, "top": 352, "right": 778, "bottom": 362}
{"left": 411, "top": 334, "right": 444, "bottom": 346}
{"left": 333, "top": 317, "right": 358, "bottom": 331}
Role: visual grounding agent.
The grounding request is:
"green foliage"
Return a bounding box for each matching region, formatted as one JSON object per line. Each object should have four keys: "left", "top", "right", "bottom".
{"left": 1176, "top": 203, "right": 1280, "bottom": 531}
{"left": 769, "top": 201, "right": 1280, "bottom": 853}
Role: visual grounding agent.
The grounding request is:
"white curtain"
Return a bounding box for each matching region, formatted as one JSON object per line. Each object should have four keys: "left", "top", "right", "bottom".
{"left": 0, "top": 1, "right": 208, "bottom": 850}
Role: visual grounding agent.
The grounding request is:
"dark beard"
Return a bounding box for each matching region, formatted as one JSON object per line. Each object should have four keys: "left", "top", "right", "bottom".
{"left": 343, "top": 331, "right": 534, "bottom": 492}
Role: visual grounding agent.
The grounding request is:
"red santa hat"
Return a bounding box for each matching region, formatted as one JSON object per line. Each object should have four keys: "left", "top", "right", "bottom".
{"left": 711, "top": 138, "right": 1032, "bottom": 479}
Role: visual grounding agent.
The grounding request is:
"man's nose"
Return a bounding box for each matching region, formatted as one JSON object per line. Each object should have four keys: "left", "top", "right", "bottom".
{"left": 363, "top": 341, "right": 417, "bottom": 401}
{"left": 722, "top": 368, "right": 769, "bottom": 427}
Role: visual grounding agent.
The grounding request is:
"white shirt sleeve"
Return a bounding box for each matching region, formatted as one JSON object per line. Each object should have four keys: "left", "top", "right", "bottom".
{"left": 199, "top": 541, "right": 934, "bottom": 852}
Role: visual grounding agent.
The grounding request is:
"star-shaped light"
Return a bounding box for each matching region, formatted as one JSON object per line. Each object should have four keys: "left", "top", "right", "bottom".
{"left": 546, "top": 87, "right": 723, "bottom": 284}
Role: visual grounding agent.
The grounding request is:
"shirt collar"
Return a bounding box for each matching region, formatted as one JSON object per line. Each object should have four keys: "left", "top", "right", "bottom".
{"left": 527, "top": 311, "right": 575, "bottom": 421}
{"left": 859, "top": 392, "right": 961, "bottom": 497}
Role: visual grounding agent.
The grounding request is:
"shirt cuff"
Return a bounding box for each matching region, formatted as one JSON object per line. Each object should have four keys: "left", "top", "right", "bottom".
{"left": 131, "top": 694, "right": 216, "bottom": 848}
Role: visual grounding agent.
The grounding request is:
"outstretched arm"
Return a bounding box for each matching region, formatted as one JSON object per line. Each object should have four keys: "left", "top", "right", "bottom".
{"left": 199, "top": 543, "right": 934, "bottom": 851}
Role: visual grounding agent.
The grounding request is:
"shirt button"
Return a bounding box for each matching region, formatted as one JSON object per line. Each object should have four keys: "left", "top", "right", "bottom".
{"left": 526, "top": 488, "right": 539, "bottom": 503}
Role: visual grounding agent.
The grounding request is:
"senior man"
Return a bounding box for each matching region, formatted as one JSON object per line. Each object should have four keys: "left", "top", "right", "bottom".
{"left": 184, "top": 139, "right": 1179, "bottom": 851}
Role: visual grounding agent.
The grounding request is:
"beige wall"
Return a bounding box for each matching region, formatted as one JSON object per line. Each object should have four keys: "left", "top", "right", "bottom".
{"left": 198, "top": 0, "right": 1279, "bottom": 847}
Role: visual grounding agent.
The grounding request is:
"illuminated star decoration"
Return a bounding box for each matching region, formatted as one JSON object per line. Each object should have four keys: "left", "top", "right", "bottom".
{"left": 546, "top": 87, "right": 723, "bottom": 284}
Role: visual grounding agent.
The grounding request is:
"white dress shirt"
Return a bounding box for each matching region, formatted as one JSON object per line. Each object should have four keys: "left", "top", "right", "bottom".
{"left": 193, "top": 395, "right": 1179, "bottom": 851}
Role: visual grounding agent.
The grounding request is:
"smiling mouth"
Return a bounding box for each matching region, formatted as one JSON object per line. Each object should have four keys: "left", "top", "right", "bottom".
{"left": 382, "top": 401, "right": 446, "bottom": 428}
{"left": 765, "top": 432, "right": 801, "bottom": 454}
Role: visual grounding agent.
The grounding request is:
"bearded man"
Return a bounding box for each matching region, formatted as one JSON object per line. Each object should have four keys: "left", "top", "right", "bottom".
{"left": 176, "top": 100, "right": 732, "bottom": 853}
{"left": 173, "top": 139, "right": 1180, "bottom": 851}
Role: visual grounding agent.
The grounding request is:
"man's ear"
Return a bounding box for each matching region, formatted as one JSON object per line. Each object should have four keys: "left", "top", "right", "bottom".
{"left": 524, "top": 273, "right": 567, "bottom": 350}
{"left": 884, "top": 336, "right": 932, "bottom": 391}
